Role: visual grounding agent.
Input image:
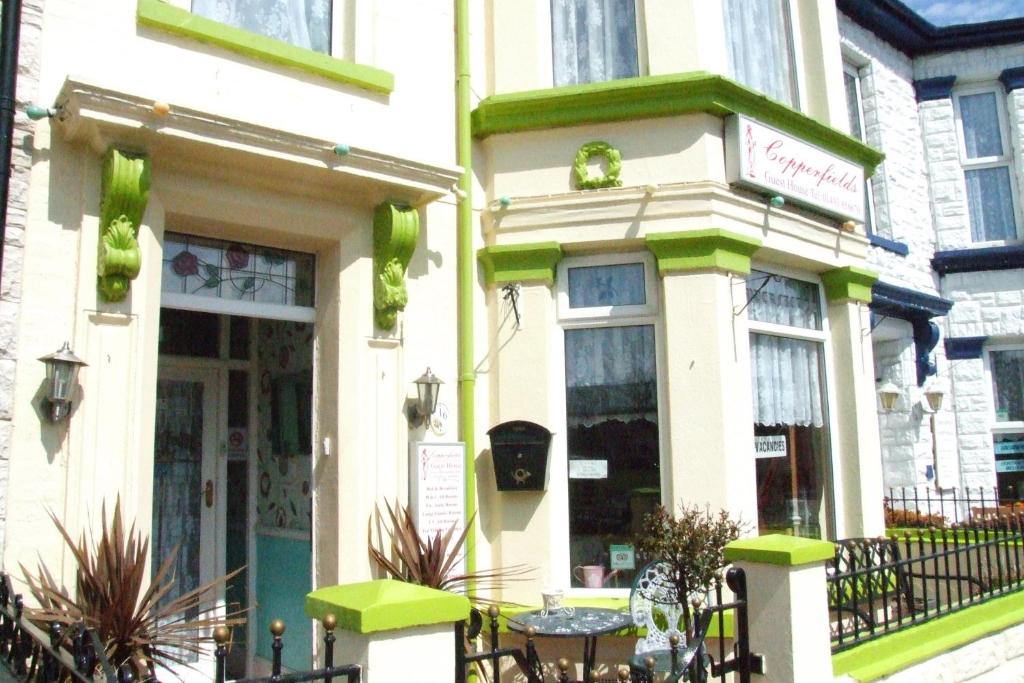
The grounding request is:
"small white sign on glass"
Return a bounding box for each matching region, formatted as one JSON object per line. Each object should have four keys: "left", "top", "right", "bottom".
{"left": 569, "top": 459, "right": 608, "bottom": 479}
{"left": 754, "top": 434, "right": 787, "bottom": 459}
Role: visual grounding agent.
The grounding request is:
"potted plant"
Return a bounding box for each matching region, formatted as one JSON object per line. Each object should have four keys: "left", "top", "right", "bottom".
{"left": 634, "top": 502, "right": 744, "bottom": 640}
{"left": 22, "top": 499, "right": 243, "bottom": 679}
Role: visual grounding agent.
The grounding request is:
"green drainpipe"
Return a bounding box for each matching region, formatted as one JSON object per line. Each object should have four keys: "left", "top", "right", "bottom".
{"left": 455, "top": 0, "right": 477, "bottom": 578}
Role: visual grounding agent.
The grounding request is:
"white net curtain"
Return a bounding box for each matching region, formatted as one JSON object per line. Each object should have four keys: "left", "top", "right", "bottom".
{"left": 192, "top": 0, "right": 331, "bottom": 53}
{"left": 551, "top": 0, "right": 639, "bottom": 86}
{"left": 747, "top": 273, "right": 825, "bottom": 428}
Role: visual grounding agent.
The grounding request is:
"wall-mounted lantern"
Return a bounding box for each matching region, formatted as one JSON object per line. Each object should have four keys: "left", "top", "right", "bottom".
{"left": 923, "top": 385, "right": 945, "bottom": 413}
{"left": 407, "top": 368, "right": 442, "bottom": 427}
{"left": 487, "top": 420, "right": 552, "bottom": 491}
{"left": 876, "top": 381, "right": 900, "bottom": 413}
{"left": 38, "top": 342, "right": 87, "bottom": 422}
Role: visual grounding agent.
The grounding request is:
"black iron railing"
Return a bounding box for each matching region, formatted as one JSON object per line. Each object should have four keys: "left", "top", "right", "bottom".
{"left": 213, "top": 616, "right": 360, "bottom": 683}
{"left": 828, "top": 488, "right": 1024, "bottom": 652}
{"left": 456, "top": 567, "right": 761, "bottom": 683}
{"left": 0, "top": 573, "right": 119, "bottom": 682}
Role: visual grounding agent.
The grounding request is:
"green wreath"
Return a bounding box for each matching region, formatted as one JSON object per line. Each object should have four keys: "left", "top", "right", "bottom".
{"left": 573, "top": 141, "right": 623, "bottom": 190}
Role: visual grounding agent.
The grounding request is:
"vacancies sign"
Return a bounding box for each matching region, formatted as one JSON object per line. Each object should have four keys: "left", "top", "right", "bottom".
{"left": 725, "top": 114, "right": 866, "bottom": 223}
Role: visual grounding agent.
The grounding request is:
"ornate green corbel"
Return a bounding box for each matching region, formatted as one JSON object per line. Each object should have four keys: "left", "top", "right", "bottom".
{"left": 373, "top": 202, "right": 419, "bottom": 330}
{"left": 97, "top": 149, "right": 151, "bottom": 302}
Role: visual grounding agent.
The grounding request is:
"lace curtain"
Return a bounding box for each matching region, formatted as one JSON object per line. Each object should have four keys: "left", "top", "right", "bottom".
{"left": 747, "top": 273, "right": 825, "bottom": 427}
{"left": 192, "top": 0, "right": 331, "bottom": 53}
{"left": 565, "top": 325, "right": 656, "bottom": 426}
{"left": 723, "top": 0, "right": 797, "bottom": 106}
{"left": 959, "top": 92, "right": 1018, "bottom": 242}
{"left": 551, "top": 0, "right": 639, "bottom": 86}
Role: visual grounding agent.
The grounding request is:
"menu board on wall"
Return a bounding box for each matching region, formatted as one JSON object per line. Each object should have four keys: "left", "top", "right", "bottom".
{"left": 409, "top": 442, "right": 466, "bottom": 549}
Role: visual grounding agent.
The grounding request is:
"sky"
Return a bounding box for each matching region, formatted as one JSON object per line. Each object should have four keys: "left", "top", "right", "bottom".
{"left": 902, "top": 0, "right": 1024, "bottom": 25}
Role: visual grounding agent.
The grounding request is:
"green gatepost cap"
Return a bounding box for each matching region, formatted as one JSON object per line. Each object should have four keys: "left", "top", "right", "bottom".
{"left": 306, "top": 579, "right": 471, "bottom": 634}
{"left": 724, "top": 534, "right": 835, "bottom": 566}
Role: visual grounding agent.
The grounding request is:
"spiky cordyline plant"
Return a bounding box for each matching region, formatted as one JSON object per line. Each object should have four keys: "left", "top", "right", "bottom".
{"left": 22, "top": 499, "right": 244, "bottom": 679}
{"left": 368, "top": 500, "right": 530, "bottom": 604}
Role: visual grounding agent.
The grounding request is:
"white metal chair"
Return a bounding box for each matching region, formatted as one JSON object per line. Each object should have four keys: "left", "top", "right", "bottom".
{"left": 629, "top": 560, "right": 687, "bottom": 655}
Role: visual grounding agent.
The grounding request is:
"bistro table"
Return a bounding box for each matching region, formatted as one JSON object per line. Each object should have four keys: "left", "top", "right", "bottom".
{"left": 507, "top": 607, "right": 634, "bottom": 683}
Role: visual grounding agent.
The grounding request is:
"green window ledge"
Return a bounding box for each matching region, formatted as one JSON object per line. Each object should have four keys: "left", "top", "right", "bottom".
{"left": 471, "top": 72, "right": 883, "bottom": 176}
{"left": 832, "top": 589, "right": 1024, "bottom": 681}
{"left": 137, "top": 0, "right": 394, "bottom": 94}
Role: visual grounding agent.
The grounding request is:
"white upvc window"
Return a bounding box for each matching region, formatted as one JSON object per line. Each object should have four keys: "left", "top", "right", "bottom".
{"left": 986, "top": 346, "right": 1024, "bottom": 501}
{"left": 723, "top": 0, "right": 801, "bottom": 108}
{"left": 953, "top": 85, "right": 1022, "bottom": 243}
{"left": 550, "top": 0, "right": 642, "bottom": 86}
{"left": 552, "top": 252, "right": 664, "bottom": 593}
{"left": 843, "top": 61, "right": 883, "bottom": 239}
{"left": 744, "top": 268, "right": 838, "bottom": 539}
{"left": 166, "top": 0, "right": 356, "bottom": 58}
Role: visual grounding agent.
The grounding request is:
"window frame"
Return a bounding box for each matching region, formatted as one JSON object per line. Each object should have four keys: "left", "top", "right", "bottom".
{"left": 550, "top": 251, "right": 666, "bottom": 596}
{"left": 986, "top": 344, "right": 1024, "bottom": 434}
{"left": 952, "top": 83, "right": 1023, "bottom": 244}
{"left": 843, "top": 60, "right": 883, "bottom": 240}
{"left": 743, "top": 265, "right": 841, "bottom": 539}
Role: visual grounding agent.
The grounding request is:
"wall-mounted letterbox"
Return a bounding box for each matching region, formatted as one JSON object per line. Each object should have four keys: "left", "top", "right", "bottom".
{"left": 487, "top": 420, "right": 552, "bottom": 491}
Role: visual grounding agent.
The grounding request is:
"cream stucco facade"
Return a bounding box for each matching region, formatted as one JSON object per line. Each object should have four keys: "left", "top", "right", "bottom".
{"left": 2, "top": 0, "right": 892, "bottom": 666}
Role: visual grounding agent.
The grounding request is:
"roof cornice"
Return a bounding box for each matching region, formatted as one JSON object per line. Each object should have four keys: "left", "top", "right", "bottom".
{"left": 838, "top": 0, "right": 1024, "bottom": 56}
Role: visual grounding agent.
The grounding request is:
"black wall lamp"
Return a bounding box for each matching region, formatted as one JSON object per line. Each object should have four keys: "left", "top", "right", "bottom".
{"left": 407, "top": 367, "right": 442, "bottom": 427}
{"left": 38, "top": 342, "right": 87, "bottom": 422}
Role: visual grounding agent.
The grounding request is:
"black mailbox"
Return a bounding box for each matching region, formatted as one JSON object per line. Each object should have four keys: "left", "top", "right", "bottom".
{"left": 487, "top": 420, "right": 552, "bottom": 491}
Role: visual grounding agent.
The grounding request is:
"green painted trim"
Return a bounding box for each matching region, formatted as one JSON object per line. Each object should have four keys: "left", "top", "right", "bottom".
{"left": 832, "top": 589, "right": 1024, "bottom": 681}
{"left": 645, "top": 229, "right": 762, "bottom": 275}
{"left": 821, "top": 265, "right": 878, "bottom": 304}
{"left": 455, "top": 0, "right": 477, "bottom": 580}
{"left": 305, "top": 580, "right": 471, "bottom": 634}
{"left": 373, "top": 202, "right": 419, "bottom": 330}
{"left": 137, "top": 0, "right": 393, "bottom": 94}
{"left": 98, "top": 149, "right": 150, "bottom": 302}
{"left": 573, "top": 141, "right": 623, "bottom": 190}
{"left": 477, "top": 242, "right": 564, "bottom": 286}
{"left": 471, "top": 72, "right": 884, "bottom": 176}
{"left": 724, "top": 534, "right": 835, "bottom": 566}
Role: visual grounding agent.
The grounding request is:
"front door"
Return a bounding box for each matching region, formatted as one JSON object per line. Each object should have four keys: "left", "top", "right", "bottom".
{"left": 152, "top": 363, "right": 224, "bottom": 679}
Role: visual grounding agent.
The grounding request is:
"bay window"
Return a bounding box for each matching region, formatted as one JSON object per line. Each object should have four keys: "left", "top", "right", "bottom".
{"left": 551, "top": 0, "right": 640, "bottom": 86}
{"left": 954, "top": 86, "right": 1021, "bottom": 242}
{"left": 723, "top": 0, "right": 799, "bottom": 107}
{"left": 844, "top": 62, "right": 884, "bottom": 239}
{"left": 558, "top": 254, "right": 661, "bottom": 589}
{"left": 747, "top": 271, "right": 834, "bottom": 539}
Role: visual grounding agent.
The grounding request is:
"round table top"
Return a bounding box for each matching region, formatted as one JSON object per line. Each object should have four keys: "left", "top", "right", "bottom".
{"left": 508, "top": 607, "right": 634, "bottom": 638}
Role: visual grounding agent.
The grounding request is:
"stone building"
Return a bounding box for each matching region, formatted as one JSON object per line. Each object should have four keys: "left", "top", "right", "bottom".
{"left": 839, "top": 0, "right": 1024, "bottom": 501}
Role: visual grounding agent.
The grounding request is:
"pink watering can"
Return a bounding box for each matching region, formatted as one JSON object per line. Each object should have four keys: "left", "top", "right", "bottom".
{"left": 573, "top": 564, "right": 619, "bottom": 588}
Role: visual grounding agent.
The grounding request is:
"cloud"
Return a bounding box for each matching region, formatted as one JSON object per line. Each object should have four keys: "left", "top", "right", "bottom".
{"left": 904, "top": 0, "right": 1024, "bottom": 25}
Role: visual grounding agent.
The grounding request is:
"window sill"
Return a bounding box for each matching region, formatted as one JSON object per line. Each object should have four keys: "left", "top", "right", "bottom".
{"left": 868, "top": 234, "right": 909, "bottom": 256}
{"left": 932, "top": 243, "right": 1024, "bottom": 275}
{"left": 137, "top": 0, "right": 394, "bottom": 94}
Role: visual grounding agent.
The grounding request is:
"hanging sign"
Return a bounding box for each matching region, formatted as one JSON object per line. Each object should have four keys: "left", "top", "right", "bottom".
{"left": 725, "top": 114, "right": 865, "bottom": 222}
{"left": 754, "top": 434, "right": 788, "bottom": 459}
{"left": 410, "top": 442, "right": 466, "bottom": 543}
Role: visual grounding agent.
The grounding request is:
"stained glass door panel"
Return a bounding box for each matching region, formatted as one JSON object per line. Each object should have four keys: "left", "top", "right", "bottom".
{"left": 152, "top": 367, "right": 221, "bottom": 675}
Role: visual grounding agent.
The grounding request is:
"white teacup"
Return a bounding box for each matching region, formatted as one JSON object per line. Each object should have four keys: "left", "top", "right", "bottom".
{"left": 540, "top": 589, "right": 574, "bottom": 617}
